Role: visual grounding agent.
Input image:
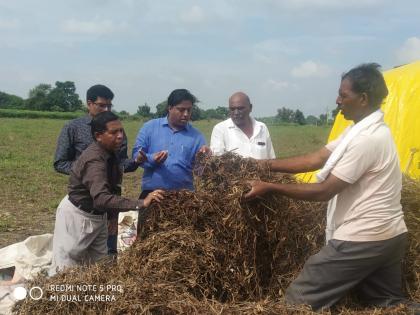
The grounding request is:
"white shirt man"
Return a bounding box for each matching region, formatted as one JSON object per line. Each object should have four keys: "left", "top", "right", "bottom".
{"left": 210, "top": 117, "right": 275, "bottom": 159}
{"left": 244, "top": 63, "right": 414, "bottom": 312}
{"left": 210, "top": 91, "right": 276, "bottom": 159}
{"left": 324, "top": 119, "right": 406, "bottom": 242}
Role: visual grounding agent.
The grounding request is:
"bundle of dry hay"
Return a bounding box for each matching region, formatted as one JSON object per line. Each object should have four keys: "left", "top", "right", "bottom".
{"left": 401, "top": 176, "right": 420, "bottom": 300}
{"left": 13, "top": 153, "right": 419, "bottom": 314}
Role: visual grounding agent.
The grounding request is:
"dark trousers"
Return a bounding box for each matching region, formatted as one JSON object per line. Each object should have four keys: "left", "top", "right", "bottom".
{"left": 107, "top": 211, "right": 118, "bottom": 255}
{"left": 137, "top": 190, "right": 152, "bottom": 235}
{"left": 285, "top": 233, "right": 408, "bottom": 312}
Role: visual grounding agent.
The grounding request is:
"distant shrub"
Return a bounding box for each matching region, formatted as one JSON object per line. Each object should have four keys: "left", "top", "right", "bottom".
{"left": 257, "top": 117, "right": 297, "bottom": 126}
{"left": 123, "top": 114, "right": 148, "bottom": 122}
{"left": 0, "top": 109, "right": 85, "bottom": 119}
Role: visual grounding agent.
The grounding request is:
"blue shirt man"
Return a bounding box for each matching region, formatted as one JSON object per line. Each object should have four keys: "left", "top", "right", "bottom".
{"left": 132, "top": 89, "right": 208, "bottom": 195}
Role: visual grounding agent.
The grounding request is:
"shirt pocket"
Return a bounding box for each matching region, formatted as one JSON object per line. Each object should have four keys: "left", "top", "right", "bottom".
{"left": 178, "top": 140, "right": 195, "bottom": 163}
{"left": 254, "top": 138, "right": 267, "bottom": 148}
{"left": 253, "top": 139, "right": 268, "bottom": 155}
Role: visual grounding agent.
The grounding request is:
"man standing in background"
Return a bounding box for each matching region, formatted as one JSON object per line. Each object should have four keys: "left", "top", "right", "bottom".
{"left": 132, "top": 88, "right": 208, "bottom": 200}
{"left": 54, "top": 84, "right": 143, "bottom": 256}
{"left": 210, "top": 91, "right": 276, "bottom": 159}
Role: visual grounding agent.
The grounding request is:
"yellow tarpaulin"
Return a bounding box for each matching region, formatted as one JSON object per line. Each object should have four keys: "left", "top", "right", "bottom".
{"left": 298, "top": 60, "right": 420, "bottom": 182}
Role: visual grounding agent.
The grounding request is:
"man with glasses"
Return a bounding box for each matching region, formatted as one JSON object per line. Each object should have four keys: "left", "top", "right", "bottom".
{"left": 210, "top": 91, "right": 275, "bottom": 159}
{"left": 132, "top": 89, "right": 208, "bottom": 201}
{"left": 54, "top": 84, "right": 144, "bottom": 256}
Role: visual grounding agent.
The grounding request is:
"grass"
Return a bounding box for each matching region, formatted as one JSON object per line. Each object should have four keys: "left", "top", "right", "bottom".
{"left": 0, "top": 117, "right": 330, "bottom": 247}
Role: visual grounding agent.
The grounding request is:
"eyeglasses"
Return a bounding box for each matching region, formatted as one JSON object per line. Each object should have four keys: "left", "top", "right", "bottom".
{"left": 93, "top": 102, "right": 113, "bottom": 110}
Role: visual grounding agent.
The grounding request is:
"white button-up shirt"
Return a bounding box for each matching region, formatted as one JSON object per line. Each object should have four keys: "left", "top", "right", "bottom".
{"left": 210, "top": 118, "right": 276, "bottom": 159}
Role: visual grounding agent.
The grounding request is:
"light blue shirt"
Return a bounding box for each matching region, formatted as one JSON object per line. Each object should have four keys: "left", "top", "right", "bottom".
{"left": 132, "top": 117, "right": 206, "bottom": 191}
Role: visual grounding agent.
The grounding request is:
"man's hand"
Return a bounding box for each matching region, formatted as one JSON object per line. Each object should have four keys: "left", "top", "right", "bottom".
{"left": 198, "top": 145, "right": 212, "bottom": 155}
{"left": 243, "top": 180, "right": 273, "bottom": 200}
{"left": 143, "top": 189, "right": 165, "bottom": 207}
{"left": 134, "top": 150, "right": 147, "bottom": 164}
{"left": 153, "top": 150, "right": 168, "bottom": 164}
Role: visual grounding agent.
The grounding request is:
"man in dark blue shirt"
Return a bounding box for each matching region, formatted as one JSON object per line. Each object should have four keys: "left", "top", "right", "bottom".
{"left": 132, "top": 89, "right": 208, "bottom": 199}
{"left": 54, "top": 84, "right": 143, "bottom": 256}
{"left": 54, "top": 85, "right": 140, "bottom": 174}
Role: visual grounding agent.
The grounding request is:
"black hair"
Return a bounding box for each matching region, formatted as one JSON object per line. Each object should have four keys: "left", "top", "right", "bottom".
{"left": 342, "top": 63, "right": 388, "bottom": 108}
{"left": 86, "top": 84, "right": 114, "bottom": 102}
{"left": 90, "top": 111, "right": 119, "bottom": 140}
{"left": 167, "top": 89, "right": 197, "bottom": 108}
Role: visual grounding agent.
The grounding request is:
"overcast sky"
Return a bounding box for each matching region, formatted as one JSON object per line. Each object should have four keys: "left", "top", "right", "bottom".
{"left": 1, "top": 0, "right": 419, "bottom": 117}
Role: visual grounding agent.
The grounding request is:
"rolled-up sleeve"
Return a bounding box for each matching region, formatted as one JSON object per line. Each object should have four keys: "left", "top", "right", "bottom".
{"left": 132, "top": 122, "right": 158, "bottom": 169}
{"left": 119, "top": 132, "right": 139, "bottom": 173}
{"left": 210, "top": 124, "right": 226, "bottom": 156}
{"left": 266, "top": 134, "right": 276, "bottom": 159}
{"left": 81, "top": 159, "right": 144, "bottom": 212}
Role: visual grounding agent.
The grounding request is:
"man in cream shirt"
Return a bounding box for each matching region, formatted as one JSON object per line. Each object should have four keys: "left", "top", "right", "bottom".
{"left": 244, "top": 64, "right": 416, "bottom": 312}
{"left": 210, "top": 91, "right": 276, "bottom": 159}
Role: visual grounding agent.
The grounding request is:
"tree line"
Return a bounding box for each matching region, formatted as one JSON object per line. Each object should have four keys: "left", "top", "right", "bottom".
{"left": 132, "top": 101, "right": 230, "bottom": 121}
{"left": 0, "top": 82, "right": 83, "bottom": 112}
{"left": 0, "top": 81, "right": 338, "bottom": 125}
{"left": 275, "top": 107, "right": 339, "bottom": 126}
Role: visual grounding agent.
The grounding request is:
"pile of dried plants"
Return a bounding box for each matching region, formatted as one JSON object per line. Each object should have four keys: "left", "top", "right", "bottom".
{"left": 13, "top": 153, "right": 419, "bottom": 315}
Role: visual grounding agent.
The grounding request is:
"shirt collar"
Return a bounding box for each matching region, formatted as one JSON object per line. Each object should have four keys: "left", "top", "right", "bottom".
{"left": 83, "top": 115, "right": 92, "bottom": 123}
{"left": 228, "top": 117, "right": 263, "bottom": 138}
{"left": 228, "top": 117, "right": 258, "bottom": 129}
{"left": 161, "top": 116, "right": 169, "bottom": 126}
{"left": 92, "top": 141, "right": 114, "bottom": 160}
{"left": 161, "top": 116, "right": 190, "bottom": 131}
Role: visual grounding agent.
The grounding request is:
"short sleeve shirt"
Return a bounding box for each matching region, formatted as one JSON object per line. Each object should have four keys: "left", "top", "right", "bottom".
{"left": 210, "top": 118, "right": 276, "bottom": 159}
{"left": 325, "top": 122, "right": 407, "bottom": 241}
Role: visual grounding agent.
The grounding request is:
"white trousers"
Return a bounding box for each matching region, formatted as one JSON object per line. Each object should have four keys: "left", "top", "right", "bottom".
{"left": 49, "top": 196, "right": 108, "bottom": 276}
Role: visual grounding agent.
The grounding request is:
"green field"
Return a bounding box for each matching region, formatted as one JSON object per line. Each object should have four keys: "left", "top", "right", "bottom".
{"left": 0, "top": 117, "right": 330, "bottom": 247}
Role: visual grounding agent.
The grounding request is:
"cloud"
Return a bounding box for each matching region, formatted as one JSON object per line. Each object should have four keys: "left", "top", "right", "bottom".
{"left": 179, "top": 5, "right": 205, "bottom": 24}
{"left": 265, "top": 79, "right": 290, "bottom": 90}
{"left": 0, "top": 18, "right": 19, "bottom": 30}
{"left": 61, "top": 19, "right": 127, "bottom": 35}
{"left": 254, "top": 39, "right": 300, "bottom": 55}
{"left": 252, "top": 39, "right": 300, "bottom": 64}
{"left": 396, "top": 37, "right": 420, "bottom": 63}
{"left": 291, "top": 60, "right": 331, "bottom": 78}
{"left": 269, "top": 0, "right": 386, "bottom": 10}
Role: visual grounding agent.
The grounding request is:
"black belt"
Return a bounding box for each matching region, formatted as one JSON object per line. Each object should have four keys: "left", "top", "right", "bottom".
{"left": 68, "top": 196, "right": 104, "bottom": 216}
